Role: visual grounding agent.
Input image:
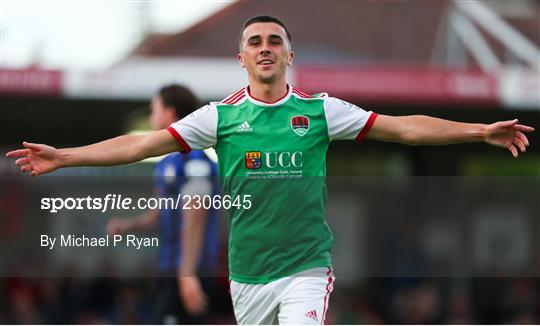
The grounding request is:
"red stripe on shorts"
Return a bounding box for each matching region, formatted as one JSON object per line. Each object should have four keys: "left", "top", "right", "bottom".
{"left": 321, "top": 267, "right": 333, "bottom": 324}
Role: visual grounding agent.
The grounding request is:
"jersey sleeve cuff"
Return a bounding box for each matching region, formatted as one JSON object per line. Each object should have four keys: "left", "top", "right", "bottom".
{"left": 166, "top": 127, "right": 192, "bottom": 153}
{"left": 355, "top": 112, "right": 378, "bottom": 142}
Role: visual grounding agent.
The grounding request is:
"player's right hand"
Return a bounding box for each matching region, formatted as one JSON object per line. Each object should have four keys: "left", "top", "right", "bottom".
{"left": 5, "top": 142, "right": 60, "bottom": 177}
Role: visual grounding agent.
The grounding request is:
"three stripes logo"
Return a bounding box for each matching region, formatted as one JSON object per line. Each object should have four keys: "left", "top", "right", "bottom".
{"left": 305, "top": 310, "right": 318, "bottom": 322}
{"left": 237, "top": 121, "right": 253, "bottom": 132}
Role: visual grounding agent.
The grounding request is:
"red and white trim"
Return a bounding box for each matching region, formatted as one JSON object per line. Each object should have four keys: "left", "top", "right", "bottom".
{"left": 221, "top": 88, "right": 243, "bottom": 103}
{"left": 166, "top": 127, "right": 192, "bottom": 153}
{"left": 222, "top": 84, "right": 325, "bottom": 106}
{"left": 228, "top": 93, "right": 247, "bottom": 105}
{"left": 355, "top": 112, "right": 378, "bottom": 142}
{"left": 246, "top": 84, "right": 292, "bottom": 106}
{"left": 321, "top": 267, "right": 334, "bottom": 325}
{"left": 221, "top": 88, "right": 247, "bottom": 105}
{"left": 292, "top": 86, "right": 313, "bottom": 98}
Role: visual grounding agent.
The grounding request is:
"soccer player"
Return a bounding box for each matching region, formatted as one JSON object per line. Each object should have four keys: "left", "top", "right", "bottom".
{"left": 6, "top": 16, "right": 534, "bottom": 325}
{"left": 105, "top": 85, "right": 220, "bottom": 323}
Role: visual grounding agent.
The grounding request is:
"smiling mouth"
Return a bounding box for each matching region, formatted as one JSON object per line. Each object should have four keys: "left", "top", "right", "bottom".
{"left": 257, "top": 60, "right": 274, "bottom": 66}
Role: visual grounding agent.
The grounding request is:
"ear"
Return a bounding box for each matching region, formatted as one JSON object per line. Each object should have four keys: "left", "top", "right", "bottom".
{"left": 287, "top": 51, "right": 295, "bottom": 66}
{"left": 237, "top": 53, "right": 246, "bottom": 68}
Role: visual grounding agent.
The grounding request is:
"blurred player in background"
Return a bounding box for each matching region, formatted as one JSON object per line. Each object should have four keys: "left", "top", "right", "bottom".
{"left": 6, "top": 16, "right": 534, "bottom": 325}
{"left": 106, "top": 84, "right": 219, "bottom": 324}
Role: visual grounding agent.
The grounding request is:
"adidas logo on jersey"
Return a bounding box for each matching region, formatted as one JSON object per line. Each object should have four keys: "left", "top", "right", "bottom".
{"left": 237, "top": 121, "right": 253, "bottom": 132}
{"left": 305, "top": 309, "right": 318, "bottom": 322}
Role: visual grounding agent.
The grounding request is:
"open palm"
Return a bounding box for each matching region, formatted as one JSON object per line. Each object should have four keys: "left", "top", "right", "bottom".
{"left": 484, "top": 119, "right": 535, "bottom": 158}
{"left": 5, "top": 142, "right": 60, "bottom": 176}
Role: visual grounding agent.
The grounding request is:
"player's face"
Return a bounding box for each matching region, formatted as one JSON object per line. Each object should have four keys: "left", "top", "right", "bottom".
{"left": 238, "top": 22, "right": 294, "bottom": 84}
{"left": 150, "top": 96, "right": 169, "bottom": 130}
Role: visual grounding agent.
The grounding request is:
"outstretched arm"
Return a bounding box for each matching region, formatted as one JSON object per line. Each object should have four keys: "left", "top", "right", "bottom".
{"left": 367, "top": 115, "right": 534, "bottom": 158}
{"left": 5, "top": 129, "right": 182, "bottom": 176}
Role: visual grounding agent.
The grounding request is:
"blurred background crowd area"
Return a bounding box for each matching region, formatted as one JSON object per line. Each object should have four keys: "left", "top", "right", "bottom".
{"left": 1, "top": 0, "right": 539, "bottom": 324}
{"left": 1, "top": 276, "right": 539, "bottom": 324}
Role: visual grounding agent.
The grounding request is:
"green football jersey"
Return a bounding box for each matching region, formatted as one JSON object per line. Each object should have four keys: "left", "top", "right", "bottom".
{"left": 168, "top": 85, "right": 377, "bottom": 283}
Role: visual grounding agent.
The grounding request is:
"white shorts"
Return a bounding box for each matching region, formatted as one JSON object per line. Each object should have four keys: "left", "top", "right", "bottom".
{"left": 230, "top": 267, "right": 335, "bottom": 325}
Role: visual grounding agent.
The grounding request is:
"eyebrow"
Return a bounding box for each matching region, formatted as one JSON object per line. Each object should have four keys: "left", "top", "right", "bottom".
{"left": 246, "top": 34, "right": 284, "bottom": 43}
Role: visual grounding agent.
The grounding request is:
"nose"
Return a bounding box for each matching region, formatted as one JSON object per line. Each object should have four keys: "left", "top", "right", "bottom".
{"left": 259, "top": 40, "right": 271, "bottom": 55}
{"left": 260, "top": 49, "right": 271, "bottom": 56}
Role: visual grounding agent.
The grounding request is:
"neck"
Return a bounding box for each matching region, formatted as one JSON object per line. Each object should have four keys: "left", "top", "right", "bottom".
{"left": 247, "top": 78, "right": 288, "bottom": 103}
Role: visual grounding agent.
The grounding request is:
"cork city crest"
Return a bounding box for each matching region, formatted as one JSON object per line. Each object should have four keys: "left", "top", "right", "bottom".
{"left": 290, "top": 115, "right": 310, "bottom": 136}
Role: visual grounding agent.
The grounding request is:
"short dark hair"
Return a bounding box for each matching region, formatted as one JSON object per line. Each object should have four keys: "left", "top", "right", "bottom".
{"left": 158, "top": 84, "right": 200, "bottom": 119}
{"left": 239, "top": 15, "right": 292, "bottom": 50}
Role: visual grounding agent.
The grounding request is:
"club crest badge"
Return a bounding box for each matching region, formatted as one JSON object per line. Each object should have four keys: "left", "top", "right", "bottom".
{"left": 290, "top": 115, "right": 310, "bottom": 136}
{"left": 245, "top": 151, "right": 262, "bottom": 169}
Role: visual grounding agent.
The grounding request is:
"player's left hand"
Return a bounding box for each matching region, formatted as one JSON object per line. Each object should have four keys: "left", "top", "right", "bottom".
{"left": 484, "top": 119, "right": 534, "bottom": 158}
{"left": 178, "top": 276, "right": 208, "bottom": 316}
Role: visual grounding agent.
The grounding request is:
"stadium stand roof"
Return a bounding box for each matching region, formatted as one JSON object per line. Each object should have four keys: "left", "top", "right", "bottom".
{"left": 132, "top": 0, "right": 447, "bottom": 65}
{"left": 131, "top": 0, "right": 540, "bottom": 69}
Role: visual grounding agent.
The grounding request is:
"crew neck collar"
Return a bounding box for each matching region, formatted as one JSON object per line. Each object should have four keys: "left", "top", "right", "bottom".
{"left": 246, "top": 84, "right": 292, "bottom": 106}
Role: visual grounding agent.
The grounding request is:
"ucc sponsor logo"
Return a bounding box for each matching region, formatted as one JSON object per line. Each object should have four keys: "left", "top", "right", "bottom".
{"left": 245, "top": 151, "right": 303, "bottom": 170}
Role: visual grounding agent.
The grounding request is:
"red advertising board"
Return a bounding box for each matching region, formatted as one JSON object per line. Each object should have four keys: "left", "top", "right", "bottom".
{"left": 295, "top": 66, "right": 500, "bottom": 107}
{"left": 0, "top": 68, "right": 63, "bottom": 97}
